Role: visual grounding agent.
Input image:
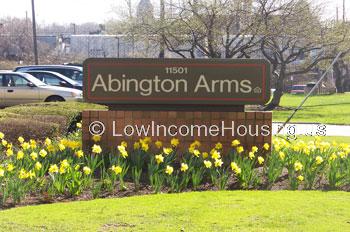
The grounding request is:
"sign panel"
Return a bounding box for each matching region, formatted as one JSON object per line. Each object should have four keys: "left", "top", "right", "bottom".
{"left": 83, "top": 58, "right": 271, "bottom": 105}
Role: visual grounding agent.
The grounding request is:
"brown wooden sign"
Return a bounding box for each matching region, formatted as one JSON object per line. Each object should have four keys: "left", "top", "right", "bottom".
{"left": 83, "top": 58, "right": 271, "bottom": 105}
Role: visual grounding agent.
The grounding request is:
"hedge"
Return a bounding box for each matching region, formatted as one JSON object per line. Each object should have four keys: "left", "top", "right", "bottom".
{"left": 0, "top": 102, "right": 106, "bottom": 142}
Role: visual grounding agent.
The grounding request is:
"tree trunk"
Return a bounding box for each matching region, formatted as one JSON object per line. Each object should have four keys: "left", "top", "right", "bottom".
{"left": 264, "top": 69, "right": 285, "bottom": 111}
{"left": 333, "top": 61, "right": 344, "bottom": 93}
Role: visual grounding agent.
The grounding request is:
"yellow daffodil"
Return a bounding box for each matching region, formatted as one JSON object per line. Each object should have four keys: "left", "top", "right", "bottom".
{"left": 35, "top": 162, "right": 42, "bottom": 171}
{"left": 258, "top": 156, "right": 264, "bottom": 165}
{"left": 0, "top": 132, "right": 4, "bottom": 139}
{"left": 263, "top": 143, "right": 270, "bottom": 151}
{"left": 231, "top": 162, "right": 239, "bottom": 171}
{"left": 170, "top": 138, "right": 179, "bottom": 147}
{"left": 274, "top": 144, "right": 281, "bottom": 152}
{"left": 6, "top": 163, "right": 14, "bottom": 172}
{"left": 30, "top": 139, "right": 37, "bottom": 149}
{"left": 155, "top": 154, "right": 164, "bottom": 164}
{"left": 118, "top": 145, "right": 126, "bottom": 153}
{"left": 329, "top": 153, "right": 337, "bottom": 161}
{"left": 211, "top": 150, "right": 221, "bottom": 160}
{"left": 141, "top": 142, "right": 149, "bottom": 152}
{"left": 191, "top": 140, "right": 201, "bottom": 148}
{"left": 83, "top": 166, "right": 92, "bottom": 175}
{"left": 294, "top": 161, "right": 303, "bottom": 171}
{"left": 47, "top": 144, "right": 55, "bottom": 152}
{"left": 202, "top": 152, "right": 209, "bottom": 159}
{"left": 60, "top": 159, "right": 70, "bottom": 169}
{"left": 163, "top": 147, "right": 173, "bottom": 155}
{"left": 17, "top": 150, "right": 24, "bottom": 160}
{"left": 134, "top": 142, "right": 141, "bottom": 149}
{"left": 19, "top": 168, "right": 28, "bottom": 179}
{"left": 92, "top": 144, "right": 102, "bottom": 154}
{"left": 315, "top": 156, "right": 323, "bottom": 165}
{"left": 92, "top": 135, "right": 101, "bottom": 143}
{"left": 76, "top": 122, "right": 82, "bottom": 128}
{"left": 251, "top": 146, "right": 258, "bottom": 153}
{"left": 214, "top": 159, "right": 223, "bottom": 167}
{"left": 248, "top": 152, "right": 255, "bottom": 160}
{"left": 204, "top": 160, "right": 212, "bottom": 168}
{"left": 111, "top": 165, "right": 122, "bottom": 175}
{"left": 2, "top": 139, "right": 8, "bottom": 147}
{"left": 155, "top": 140, "right": 163, "bottom": 149}
{"left": 28, "top": 170, "right": 36, "bottom": 179}
{"left": 230, "top": 162, "right": 241, "bottom": 175}
{"left": 236, "top": 146, "right": 244, "bottom": 154}
{"left": 18, "top": 136, "right": 25, "bottom": 144}
{"left": 6, "top": 149, "right": 13, "bottom": 157}
{"left": 165, "top": 165, "right": 174, "bottom": 175}
{"left": 338, "top": 151, "right": 346, "bottom": 159}
{"left": 297, "top": 175, "right": 304, "bottom": 181}
{"left": 59, "top": 166, "right": 67, "bottom": 174}
{"left": 121, "top": 141, "right": 127, "bottom": 148}
{"left": 58, "top": 143, "right": 66, "bottom": 151}
{"left": 49, "top": 164, "right": 59, "bottom": 174}
{"left": 30, "top": 152, "right": 38, "bottom": 161}
{"left": 75, "top": 150, "right": 84, "bottom": 158}
{"left": 143, "top": 137, "right": 152, "bottom": 144}
{"left": 279, "top": 151, "right": 285, "bottom": 160}
{"left": 45, "top": 138, "right": 52, "bottom": 146}
{"left": 193, "top": 149, "right": 201, "bottom": 157}
{"left": 231, "top": 139, "right": 240, "bottom": 147}
{"left": 0, "top": 168, "right": 4, "bottom": 177}
{"left": 118, "top": 145, "right": 128, "bottom": 158}
{"left": 180, "top": 163, "right": 189, "bottom": 172}
{"left": 7, "top": 143, "right": 12, "bottom": 150}
{"left": 235, "top": 167, "right": 242, "bottom": 175}
{"left": 39, "top": 149, "right": 48, "bottom": 158}
{"left": 215, "top": 142, "right": 223, "bottom": 150}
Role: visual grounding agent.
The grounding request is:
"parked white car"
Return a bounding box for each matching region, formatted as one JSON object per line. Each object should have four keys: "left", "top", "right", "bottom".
{"left": 0, "top": 71, "right": 82, "bottom": 107}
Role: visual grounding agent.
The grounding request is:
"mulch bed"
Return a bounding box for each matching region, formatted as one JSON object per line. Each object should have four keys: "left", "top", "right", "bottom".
{"left": 1, "top": 171, "right": 349, "bottom": 210}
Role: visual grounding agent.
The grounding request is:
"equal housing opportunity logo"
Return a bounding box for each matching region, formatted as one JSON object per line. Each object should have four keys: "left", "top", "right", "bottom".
{"left": 89, "top": 120, "right": 271, "bottom": 138}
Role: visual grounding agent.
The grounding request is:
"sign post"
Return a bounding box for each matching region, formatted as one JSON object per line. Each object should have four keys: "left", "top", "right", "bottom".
{"left": 82, "top": 58, "right": 272, "bottom": 151}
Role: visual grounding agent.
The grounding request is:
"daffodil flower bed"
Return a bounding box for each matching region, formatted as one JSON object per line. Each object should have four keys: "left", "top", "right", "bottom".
{"left": 0, "top": 124, "right": 349, "bottom": 208}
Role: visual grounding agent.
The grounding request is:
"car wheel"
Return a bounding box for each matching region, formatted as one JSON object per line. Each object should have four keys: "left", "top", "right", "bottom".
{"left": 45, "top": 96, "right": 65, "bottom": 102}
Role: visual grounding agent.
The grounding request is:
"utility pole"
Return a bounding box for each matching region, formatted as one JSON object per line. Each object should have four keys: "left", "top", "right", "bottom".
{"left": 336, "top": 7, "right": 339, "bottom": 22}
{"left": 343, "top": 0, "right": 346, "bottom": 22}
{"left": 158, "top": 0, "right": 165, "bottom": 58}
{"left": 72, "top": 23, "right": 76, "bottom": 34}
{"left": 31, "top": 0, "right": 39, "bottom": 65}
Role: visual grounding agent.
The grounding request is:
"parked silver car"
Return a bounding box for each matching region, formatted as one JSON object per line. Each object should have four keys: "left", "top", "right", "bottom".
{"left": 0, "top": 71, "right": 82, "bottom": 106}
{"left": 14, "top": 65, "right": 83, "bottom": 84}
{"left": 22, "top": 71, "right": 83, "bottom": 90}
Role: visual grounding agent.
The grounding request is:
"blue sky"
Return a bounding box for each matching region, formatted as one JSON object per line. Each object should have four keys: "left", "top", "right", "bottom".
{"left": 0, "top": 0, "right": 348, "bottom": 24}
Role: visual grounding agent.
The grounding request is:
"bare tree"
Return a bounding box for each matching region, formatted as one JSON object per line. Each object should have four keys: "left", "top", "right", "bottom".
{"left": 156, "top": 0, "right": 288, "bottom": 59}
{"left": 261, "top": 0, "right": 348, "bottom": 110}
{"left": 0, "top": 17, "right": 32, "bottom": 61}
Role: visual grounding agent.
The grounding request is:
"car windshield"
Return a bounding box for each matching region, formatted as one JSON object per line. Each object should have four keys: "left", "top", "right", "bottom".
{"left": 72, "top": 72, "right": 83, "bottom": 84}
{"left": 21, "top": 73, "right": 47, "bottom": 86}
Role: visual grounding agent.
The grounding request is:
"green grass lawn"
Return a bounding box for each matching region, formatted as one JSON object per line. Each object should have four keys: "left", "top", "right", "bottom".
{"left": 0, "top": 191, "right": 349, "bottom": 232}
{"left": 273, "top": 93, "right": 350, "bottom": 125}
